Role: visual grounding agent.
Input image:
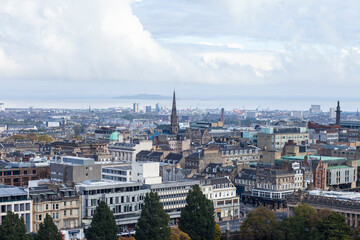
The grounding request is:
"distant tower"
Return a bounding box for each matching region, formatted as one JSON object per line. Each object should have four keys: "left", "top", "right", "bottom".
{"left": 221, "top": 108, "right": 225, "bottom": 123}
{"left": 170, "top": 91, "right": 178, "bottom": 134}
{"left": 336, "top": 101, "right": 341, "bottom": 125}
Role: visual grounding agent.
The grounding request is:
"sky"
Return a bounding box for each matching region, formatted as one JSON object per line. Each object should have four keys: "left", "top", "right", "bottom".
{"left": 0, "top": 0, "right": 360, "bottom": 109}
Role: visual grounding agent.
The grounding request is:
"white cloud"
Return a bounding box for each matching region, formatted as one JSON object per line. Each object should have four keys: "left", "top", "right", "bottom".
{"left": 0, "top": 0, "right": 360, "bottom": 100}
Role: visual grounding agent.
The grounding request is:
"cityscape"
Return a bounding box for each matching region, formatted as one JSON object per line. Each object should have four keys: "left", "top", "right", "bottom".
{"left": 1, "top": 1, "right": 360, "bottom": 240}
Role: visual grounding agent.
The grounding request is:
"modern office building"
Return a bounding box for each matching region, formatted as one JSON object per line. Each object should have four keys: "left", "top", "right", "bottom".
{"left": 0, "top": 185, "right": 32, "bottom": 232}
{"left": 76, "top": 180, "right": 149, "bottom": 230}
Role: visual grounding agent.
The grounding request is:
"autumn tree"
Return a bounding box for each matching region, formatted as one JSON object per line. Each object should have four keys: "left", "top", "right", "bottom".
{"left": 170, "top": 227, "right": 191, "bottom": 240}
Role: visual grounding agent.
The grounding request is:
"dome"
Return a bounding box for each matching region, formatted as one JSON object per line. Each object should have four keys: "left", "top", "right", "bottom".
{"left": 109, "top": 131, "right": 119, "bottom": 141}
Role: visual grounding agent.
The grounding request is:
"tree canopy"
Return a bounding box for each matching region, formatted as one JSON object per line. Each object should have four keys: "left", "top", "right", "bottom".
{"left": 35, "top": 214, "right": 62, "bottom": 240}
{"left": 0, "top": 211, "right": 31, "bottom": 240}
{"left": 170, "top": 227, "right": 191, "bottom": 240}
{"left": 179, "top": 184, "right": 216, "bottom": 240}
{"left": 86, "top": 201, "right": 119, "bottom": 240}
{"left": 135, "top": 192, "right": 171, "bottom": 240}
{"left": 239, "top": 206, "right": 277, "bottom": 240}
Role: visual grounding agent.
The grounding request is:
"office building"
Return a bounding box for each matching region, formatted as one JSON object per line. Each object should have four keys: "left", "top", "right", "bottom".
{"left": 0, "top": 185, "right": 32, "bottom": 232}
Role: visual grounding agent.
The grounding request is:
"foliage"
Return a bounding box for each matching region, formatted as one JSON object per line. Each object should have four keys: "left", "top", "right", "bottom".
{"left": 0, "top": 211, "right": 31, "bottom": 240}
{"left": 8, "top": 133, "right": 54, "bottom": 142}
{"left": 239, "top": 206, "right": 277, "bottom": 240}
{"left": 86, "top": 201, "right": 119, "bottom": 240}
{"left": 135, "top": 192, "right": 171, "bottom": 240}
{"left": 214, "top": 224, "right": 221, "bottom": 240}
{"left": 35, "top": 214, "right": 62, "bottom": 240}
{"left": 170, "top": 227, "right": 191, "bottom": 240}
{"left": 73, "top": 124, "right": 85, "bottom": 135}
{"left": 179, "top": 185, "right": 216, "bottom": 240}
{"left": 273, "top": 215, "right": 308, "bottom": 240}
{"left": 312, "top": 212, "right": 351, "bottom": 240}
{"left": 353, "top": 225, "right": 360, "bottom": 240}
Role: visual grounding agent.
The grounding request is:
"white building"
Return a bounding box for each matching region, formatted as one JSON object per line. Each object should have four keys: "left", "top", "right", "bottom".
{"left": 0, "top": 185, "right": 33, "bottom": 232}
{"left": 144, "top": 180, "right": 200, "bottom": 221}
{"left": 76, "top": 180, "right": 149, "bottom": 230}
{"left": 201, "top": 177, "right": 240, "bottom": 221}
{"left": 102, "top": 165, "right": 132, "bottom": 182}
{"left": 109, "top": 140, "right": 153, "bottom": 162}
{"left": 131, "top": 161, "right": 162, "bottom": 184}
{"left": 292, "top": 162, "right": 304, "bottom": 190}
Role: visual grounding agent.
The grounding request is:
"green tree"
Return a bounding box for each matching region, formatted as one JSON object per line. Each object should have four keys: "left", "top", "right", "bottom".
{"left": 312, "top": 212, "right": 350, "bottom": 240}
{"left": 0, "top": 211, "right": 31, "bottom": 240}
{"left": 273, "top": 215, "right": 307, "bottom": 240}
{"left": 353, "top": 225, "right": 360, "bottom": 240}
{"left": 35, "top": 214, "right": 62, "bottom": 240}
{"left": 135, "top": 192, "right": 171, "bottom": 240}
{"left": 179, "top": 184, "right": 216, "bottom": 240}
{"left": 239, "top": 206, "right": 277, "bottom": 240}
{"left": 86, "top": 201, "right": 119, "bottom": 240}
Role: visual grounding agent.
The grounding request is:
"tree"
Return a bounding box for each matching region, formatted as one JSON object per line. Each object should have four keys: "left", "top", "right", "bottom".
{"left": 170, "top": 227, "right": 191, "bottom": 240}
{"left": 135, "top": 192, "right": 171, "bottom": 240}
{"left": 239, "top": 206, "right": 277, "bottom": 240}
{"left": 214, "top": 224, "right": 221, "bottom": 240}
{"left": 86, "top": 201, "right": 119, "bottom": 240}
{"left": 273, "top": 216, "right": 308, "bottom": 240}
{"left": 0, "top": 211, "right": 31, "bottom": 240}
{"left": 179, "top": 184, "right": 216, "bottom": 240}
{"left": 35, "top": 214, "right": 62, "bottom": 240}
{"left": 312, "top": 212, "right": 350, "bottom": 240}
{"left": 353, "top": 225, "right": 360, "bottom": 240}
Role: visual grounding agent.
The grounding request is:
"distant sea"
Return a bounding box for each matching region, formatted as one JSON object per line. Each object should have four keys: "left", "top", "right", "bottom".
{"left": 2, "top": 97, "right": 360, "bottom": 112}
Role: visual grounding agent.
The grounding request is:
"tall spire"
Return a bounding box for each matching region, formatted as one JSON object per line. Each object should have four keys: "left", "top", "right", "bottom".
{"left": 336, "top": 100, "right": 341, "bottom": 125}
{"left": 170, "top": 91, "right": 178, "bottom": 134}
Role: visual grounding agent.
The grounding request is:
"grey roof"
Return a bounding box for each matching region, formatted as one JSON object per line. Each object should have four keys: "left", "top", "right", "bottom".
{"left": 0, "top": 185, "right": 27, "bottom": 197}
{"left": 164, "top": 153, "right": 182, "bottom": 161}
{"left": 203, "top": 177, "right": 232, "bottom": 186}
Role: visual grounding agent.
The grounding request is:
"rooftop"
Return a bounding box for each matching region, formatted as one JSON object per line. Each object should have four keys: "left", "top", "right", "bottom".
{"left": 282, "top": 155, "right": 348, "bottom": 162}
{"left": 327, "top": 165, "right": 354, "bottom": 170}
{"left": 309, "top": 190, "right": 360, "bottom": 201}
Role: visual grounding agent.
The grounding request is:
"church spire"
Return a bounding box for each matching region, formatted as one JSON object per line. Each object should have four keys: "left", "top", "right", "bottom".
{"left": 336, "top": 100, "right": 341, "bottom": 125}
{"left": 170, "top": 91, "right": 178, "bottom": 134}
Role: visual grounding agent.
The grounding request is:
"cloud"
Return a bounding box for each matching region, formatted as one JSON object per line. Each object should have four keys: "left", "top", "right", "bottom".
{"left": 0, "top": 0, "right": 360, "bottom": 101}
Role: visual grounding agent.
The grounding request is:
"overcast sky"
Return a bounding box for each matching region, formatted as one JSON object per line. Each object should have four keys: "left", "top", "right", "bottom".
{"left": 0, "top": 0, "right": 360, "bottom": 107}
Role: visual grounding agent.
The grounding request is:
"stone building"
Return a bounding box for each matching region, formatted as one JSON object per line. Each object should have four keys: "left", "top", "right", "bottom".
{"left": 29, "top": 184, "right": 83, "bottom": 239}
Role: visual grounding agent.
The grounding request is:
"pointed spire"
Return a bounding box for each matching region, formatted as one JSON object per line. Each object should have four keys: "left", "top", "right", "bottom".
{"left": 170, "top": 91, "right": 178, "bottom": 134}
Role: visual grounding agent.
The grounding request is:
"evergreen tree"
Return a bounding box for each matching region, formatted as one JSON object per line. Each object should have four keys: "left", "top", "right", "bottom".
{"left": 239, "top": 206, "right": 277, "bottom": 240}
{"left": 135, "top": 192, "right": 171, "bottom": 240}
{"left": 86, "top": 201, "right": 119, "bottom": 240}
{"left": 312, "top": 212, "right": 350, "bottom": 240}
{"left": 0, "top": 211, "right": 31, "bottom": 240}
{"left": 35, "top": 214, "right": 62, "bottom": 240}
{"left": 179, "top": 184, "right": 216, "bottom": 240}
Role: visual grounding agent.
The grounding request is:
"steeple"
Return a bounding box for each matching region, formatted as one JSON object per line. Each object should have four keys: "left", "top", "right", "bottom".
{"left": 170, "top": 91, "right": 178, "bottom": 134}
{"left": 336, "top": 101, "right": 341, "bottom": 125}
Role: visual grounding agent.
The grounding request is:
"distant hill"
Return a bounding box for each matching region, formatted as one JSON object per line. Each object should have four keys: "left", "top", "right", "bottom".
{"left": 114, "top": 94, "right": 171, "bottom": 100}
